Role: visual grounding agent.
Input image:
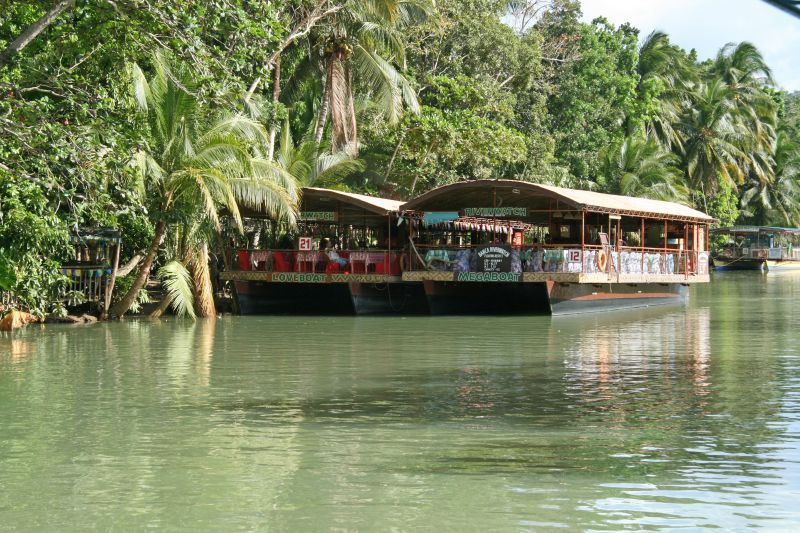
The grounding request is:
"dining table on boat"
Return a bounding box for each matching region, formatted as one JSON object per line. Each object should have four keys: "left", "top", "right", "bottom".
{"left": 294, "top": 251, "right": 325, "bottom": 272}
{"left": 249, "top": 250, "right": 272, "bottom": 270}
{"left": 349, "top": 251, "right": 387, "bottom": 273}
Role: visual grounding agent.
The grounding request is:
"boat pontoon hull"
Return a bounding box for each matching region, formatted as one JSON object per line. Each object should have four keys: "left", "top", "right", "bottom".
{"left": 712, "top": 257, "right": 765, "bottom": 271}
{"left": 418, "top": 278, "right": 689, "bottom": 316}
{"left": 232, "top": 277, "right": 429, "bottom": 315}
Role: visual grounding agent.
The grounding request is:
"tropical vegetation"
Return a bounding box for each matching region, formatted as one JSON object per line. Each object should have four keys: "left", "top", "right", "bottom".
{"left": 2, "top": 0, "right": 799, "bottom": 315}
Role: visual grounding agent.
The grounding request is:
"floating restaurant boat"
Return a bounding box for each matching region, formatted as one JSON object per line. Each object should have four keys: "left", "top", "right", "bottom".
{"left": 710, "top": 226, "right": 800, "bottom": 271}
{"left": 221, "top": 187, "right": 428, "bottom": 314}
{"left": 221, "top": 180, "right": 714, "bottom": 315}
{"left": 400, "top": 179, "right": 713, "bottom": 315}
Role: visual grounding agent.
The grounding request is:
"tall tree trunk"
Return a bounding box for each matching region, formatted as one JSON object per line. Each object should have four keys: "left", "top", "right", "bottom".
{"left": 700, "top": 180, "right": 709, "bottom": 214}
{"left": 101, "top": 240, "right": 121, "bottom": 320}
{"left": 314, "top": 63, "right": 332, "bottom": 145}
{"left": 0, "top": 0, "right": 75, "bottom": 65}
{"left": 109, "top": 219, "right": 167, "bottom": 318}
{"left": 344, "top": 65, "right": 358, "bottom": 155}
{"left": 330, "top": 53, "right": 355, "bottom": 153}
{"left": 384, "top": 130, "right": 406, "bottom": 181}
{"left": 192, "top": 243, "right": 216, "bottom": 317}
{"left": 267, "top": 56, "right": 282, "bottom": 161}
{"left": 147, "top": 293, "right": 172, "bottom": 319}
{"left": 116, "top": 254, "right": 144, "bottom": 277}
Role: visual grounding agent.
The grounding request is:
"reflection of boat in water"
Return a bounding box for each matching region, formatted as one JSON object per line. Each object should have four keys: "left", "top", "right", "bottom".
{"left": 551, "top": 305, "right": 712, "bottom": 392}
{"left": 711, "top": 226, "right": 800, "bottom": 272}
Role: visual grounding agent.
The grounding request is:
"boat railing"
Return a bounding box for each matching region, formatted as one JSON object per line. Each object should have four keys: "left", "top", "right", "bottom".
{"left": 234, "top": 249, "right": 405, "bottom": 275}
{"left": 719, "top": 246, "right": 800, "bottom": 261}
{"left": 411, "top": 244, "right": 708, "bottom": 278}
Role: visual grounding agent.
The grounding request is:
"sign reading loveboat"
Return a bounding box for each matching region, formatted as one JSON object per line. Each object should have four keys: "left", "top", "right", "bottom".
{"left": 477, "top": 245, "right": 512, "bottom": 272}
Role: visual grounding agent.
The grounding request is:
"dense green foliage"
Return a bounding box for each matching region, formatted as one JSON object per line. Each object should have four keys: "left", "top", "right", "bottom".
{"left": 2, "top": 0, "right": 799, "bottom": 312}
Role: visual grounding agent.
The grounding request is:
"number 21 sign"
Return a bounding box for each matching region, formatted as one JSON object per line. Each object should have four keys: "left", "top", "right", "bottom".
{"left": 299, "top": 237, "right": 312, "bottom": 251}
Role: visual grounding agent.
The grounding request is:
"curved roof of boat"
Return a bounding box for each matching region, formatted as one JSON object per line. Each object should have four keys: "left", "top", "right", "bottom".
{"left": 302, "top": 187, "right": 403, "bottom": 215}
{"left": 711, "top": 225, "right": 800, "bottom": 234}
{"left": 402, "top": 179, "right": 715, "bottom": 223}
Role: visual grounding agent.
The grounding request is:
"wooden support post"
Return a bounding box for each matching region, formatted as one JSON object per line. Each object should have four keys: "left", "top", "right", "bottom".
{"left": 684, "top": 223, "right": 689, "bottom": 278}
{"left": 492, "top": 187, "right": 496, "bottom": 243}
{"left": 641, "top": 217, "right": 645, "bottom": 273}
{"left": 387, "top": 213, "right": 391, "bottom": 275}
{"left": 581, "top": 211, "right": 585, "bottom": 273}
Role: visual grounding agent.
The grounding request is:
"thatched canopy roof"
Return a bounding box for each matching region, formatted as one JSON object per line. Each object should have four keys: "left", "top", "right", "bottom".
{"left": 401, "top": 180, "right": 714, "bottom": 224}
{"left": 240, "top": 187, "right": 403, "bottom": 226}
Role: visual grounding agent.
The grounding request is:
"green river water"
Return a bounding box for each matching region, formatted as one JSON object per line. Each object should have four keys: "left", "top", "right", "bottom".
{"left": 1, "top": 272, "right": 799, "bottom": 531}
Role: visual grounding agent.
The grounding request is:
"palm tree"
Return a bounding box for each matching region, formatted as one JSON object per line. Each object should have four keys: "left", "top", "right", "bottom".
{"left": 741, "top": 131, "right": 800, "bottom": 226}
{"left": 636, "top": 31, "right": 696, "bottom": 150}
{"left": 710, "top": 41, "right": 777, "bottom": 186}
{"left": 147, "top": 219, "right": 212, "bottom": 319}
{"left": 275, "top": 118, "right": 365, "bottom": 188}
{"left": 604, "top": 134, "right": 688, "bottom": 203}
{"left": 110, "top": 52, "right": 299, "bottom": 318}
{"left": 679, "top": 79, "right": 748, "bottom": 210}
{"left": 306, "top": 0, "right": 431, "bottom": 153}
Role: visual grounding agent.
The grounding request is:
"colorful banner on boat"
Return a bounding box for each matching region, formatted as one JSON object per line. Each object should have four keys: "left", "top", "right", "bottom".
{"left": 423, "top": 211, "right": 460, "bottom": 225}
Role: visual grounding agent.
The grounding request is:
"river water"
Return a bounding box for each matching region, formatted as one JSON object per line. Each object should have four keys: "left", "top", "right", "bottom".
{"left": 1, "top": 273, "right": 799, "bottom": 531}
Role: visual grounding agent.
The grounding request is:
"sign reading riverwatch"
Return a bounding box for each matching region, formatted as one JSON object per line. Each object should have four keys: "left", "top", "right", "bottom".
{"left": 299, "top": 211, "right": 336, "bottom": 222}
{"left": 477, "top": 245, "right": 512, "bottom": 272}
{"left": 463, "top": 207, "right": 527, "bottom": 217}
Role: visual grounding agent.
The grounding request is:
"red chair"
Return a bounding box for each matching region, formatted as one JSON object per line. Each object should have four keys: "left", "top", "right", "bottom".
{"left": 311, "top": 254, "right": 326, "bottom": 272}
{"left": 273, "top": 252, "right": 291, "bottom": 272}
{"left": 388, "top": 255, "right": 402, "bottom": 275}
{"left": 325, "top": 262, "right": 340, "bottom": 273}
{"left": 351, "top": 260, "right": 366, "bottom": 274}
{"left": 237, "top": 250, "right": 251, "bottom": 271}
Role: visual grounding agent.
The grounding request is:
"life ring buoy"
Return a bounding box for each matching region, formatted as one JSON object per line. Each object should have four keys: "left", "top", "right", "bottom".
{"left": 597, "top": 249, "right": 608, "bottom": 272}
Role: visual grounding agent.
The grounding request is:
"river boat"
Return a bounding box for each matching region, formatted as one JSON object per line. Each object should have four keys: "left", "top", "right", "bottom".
{"left": 222, "top": 181, "right": 714, "bottom": 316}
{"left": 710, "top": 226, "right": 800, "bottom": 271}
{"left": 400, "top": 179, "right": 714, "bottom": 315}
{"left": 221, "top": 187, "right": 428, "bottom": 315}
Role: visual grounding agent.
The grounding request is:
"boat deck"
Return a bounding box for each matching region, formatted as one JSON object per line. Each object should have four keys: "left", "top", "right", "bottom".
{"left": 402, "top": 270, "right": 709, "bottom": 284}
{"left": 219, "top": 271, "right": 401, "bottom": 283}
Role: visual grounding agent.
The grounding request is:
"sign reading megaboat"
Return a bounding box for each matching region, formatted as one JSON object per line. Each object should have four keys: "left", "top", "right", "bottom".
{"left": 463, "top": 207, "right": 527, "bottom": 217}
{"left": 477, "top": 245, "right": 512, "bottom": 272}
{"left": 299, "top": 211, "right": 336, "bottom": 222}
